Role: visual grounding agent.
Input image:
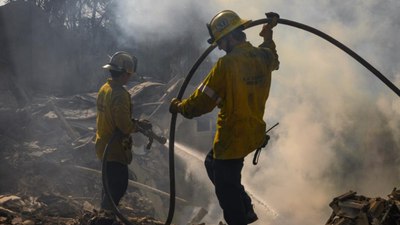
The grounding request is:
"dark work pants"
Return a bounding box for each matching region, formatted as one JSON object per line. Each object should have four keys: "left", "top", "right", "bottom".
{"left": 101, "top": 161, "right": 129, "bottom": 210}
{"left": 205, "top": 150, "right": 253, "bottom": 225}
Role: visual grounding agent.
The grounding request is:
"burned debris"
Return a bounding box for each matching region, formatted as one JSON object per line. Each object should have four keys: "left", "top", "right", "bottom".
{"left": 326, "top": 188, "right": 400, "bottom": 225}
{"left": 0, "top": 79, "right": 211, "bottom": 225}
{"left": 0, "top": 95, "right": 159, "bottom": 224}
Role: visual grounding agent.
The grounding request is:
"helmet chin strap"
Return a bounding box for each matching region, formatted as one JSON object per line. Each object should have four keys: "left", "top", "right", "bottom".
{"left": 219, "top": 35, "right": 234, "bottom": 53}
{"left": 225, "top": 37, "right": 235, "bottom": 53}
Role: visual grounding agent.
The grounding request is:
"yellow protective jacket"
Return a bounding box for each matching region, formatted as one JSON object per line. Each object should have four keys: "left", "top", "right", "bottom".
{"left": 180, "top": 40, "right": 279, "bottom": 159}
{"left": 95, "top": 79, "right": 136, "bottom": 165}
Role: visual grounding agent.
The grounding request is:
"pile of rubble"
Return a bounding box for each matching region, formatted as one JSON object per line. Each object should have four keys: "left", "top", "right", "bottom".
{"left": 326, "top": 188, "right": 400, "bottom": 225}
{"left": 0, "top": 160, "right": 163, "bottom": 225}
{"left": 0, "top": 192, "right": 164, "bottom": 225}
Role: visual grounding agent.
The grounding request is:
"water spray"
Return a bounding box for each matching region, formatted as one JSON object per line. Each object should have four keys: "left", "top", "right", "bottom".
{"left": 165, "top": 15, "right": 399, "bottom": 225}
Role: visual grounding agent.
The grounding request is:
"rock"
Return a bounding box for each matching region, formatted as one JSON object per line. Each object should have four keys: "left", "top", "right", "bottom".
{"left": 22, "top": 219, "right": 35, "bottom": 225}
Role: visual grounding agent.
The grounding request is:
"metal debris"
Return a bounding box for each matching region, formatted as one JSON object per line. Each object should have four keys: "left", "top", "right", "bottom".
{"left": 326, "top": 188, "right": 400, "bottom": 225}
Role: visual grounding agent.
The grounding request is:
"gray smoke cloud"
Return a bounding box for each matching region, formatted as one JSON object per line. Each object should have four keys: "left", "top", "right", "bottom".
{"left": 240, "top": 1, "right": 400, "bottom": 224}
{"left": 114, "top": 0, "right": 212, "bottom": 42}
{"left": 113, "top": 0, "right": 400, "bottom": 224}
{"left": 112, "top": 0, "right": 220, "bottom": 81}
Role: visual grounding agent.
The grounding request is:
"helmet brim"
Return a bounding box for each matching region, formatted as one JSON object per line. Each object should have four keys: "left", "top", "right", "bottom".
{"left": 102, "top": 64, "right": 112, "bottom": 70}
{"left": 102, "top": 64, "right": 120, "bottom": 71}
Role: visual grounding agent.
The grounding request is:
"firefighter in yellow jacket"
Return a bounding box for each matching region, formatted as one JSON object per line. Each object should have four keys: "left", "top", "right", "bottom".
{"left": 170, "top": 11, "right": 280, "bottom": 225}
{"left": 96, "top": 51, "right": 151, "bottom": 211}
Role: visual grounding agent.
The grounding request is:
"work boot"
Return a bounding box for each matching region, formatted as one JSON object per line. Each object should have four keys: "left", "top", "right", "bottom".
{"left": 246, "top": 210, "right": 258, "bottom": 224}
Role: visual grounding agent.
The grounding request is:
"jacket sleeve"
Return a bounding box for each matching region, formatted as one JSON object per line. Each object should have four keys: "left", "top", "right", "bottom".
{"left": 111, "top": 91, "right": 135, "bottom": 134}
{"left": 180, "top": 60, "right": 226, "bottom": 119}
{"left": 259, "top": 38, "right": 280, "bottom": 71}
{"left": 180, "top": 89, "right": 216, "bottom": 119}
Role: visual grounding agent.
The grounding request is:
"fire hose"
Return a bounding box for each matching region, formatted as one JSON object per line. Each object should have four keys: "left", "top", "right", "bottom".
{"left": 101, "top": 16, "right": 400, "bottom": 225}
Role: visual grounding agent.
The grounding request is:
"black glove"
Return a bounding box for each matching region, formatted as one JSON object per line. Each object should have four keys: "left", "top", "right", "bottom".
{"left": 260, "top": 12, "right": 279, "bottom": 38}
{"left": 169, "top": 98, "right": 182, "bottom": 114}
{"left": 136, "top": 119, "right": 152, "bottom": 130}
{"left": 265, "top": 12, "right": 279, "bottom": 28}
{"left": 265, "top": 12, "right": 280, "bottom": 19}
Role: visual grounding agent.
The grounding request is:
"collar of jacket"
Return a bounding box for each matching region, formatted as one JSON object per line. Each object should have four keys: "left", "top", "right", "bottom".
{"left": 107, "top": 78, "right": 124, "bottom": 88}
{"left": 230, "top": 41, "right": 252, "bottom": 53}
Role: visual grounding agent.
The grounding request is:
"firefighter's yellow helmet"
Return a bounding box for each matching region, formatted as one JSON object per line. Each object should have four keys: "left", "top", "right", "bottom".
{"left": 102, "top": 51, "right": 137, "bottom": 74}
{"left": 207, "top": 10, "right": 251, "bottom": 44}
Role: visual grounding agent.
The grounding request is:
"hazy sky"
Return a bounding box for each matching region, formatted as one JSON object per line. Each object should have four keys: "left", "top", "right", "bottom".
{"left": 113, "top": 0, "right": 400, "bottom": 224}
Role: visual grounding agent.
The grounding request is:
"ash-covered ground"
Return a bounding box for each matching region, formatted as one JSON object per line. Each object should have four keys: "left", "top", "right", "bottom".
{"left": 0, "top": 82, "right": 215, "bottom": 225}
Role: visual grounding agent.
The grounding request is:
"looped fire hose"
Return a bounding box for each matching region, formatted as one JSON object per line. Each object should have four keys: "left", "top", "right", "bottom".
{"left": 102, "top": 16, "right": 400, "bottom": 225}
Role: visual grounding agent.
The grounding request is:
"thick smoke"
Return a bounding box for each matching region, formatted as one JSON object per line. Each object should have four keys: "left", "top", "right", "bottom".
{"left": 113, "top": 0, "right": 213, "bottom": 42}
{"left": 112, "top": 0, "right": 217, "bottom": 81}
{"left": 241, "top": 1, "right": 400, "bottom": 225}
{"left": 114, "top": 0, "right": 400, "bottom": 224}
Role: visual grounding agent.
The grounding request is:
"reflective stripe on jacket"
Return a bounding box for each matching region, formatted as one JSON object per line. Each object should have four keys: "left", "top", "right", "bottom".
{"left": 180, "top": 41, "right": 279, "bottom": 159}
{"left": 95, "top": 79, "right": 135, "bottom": 165}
